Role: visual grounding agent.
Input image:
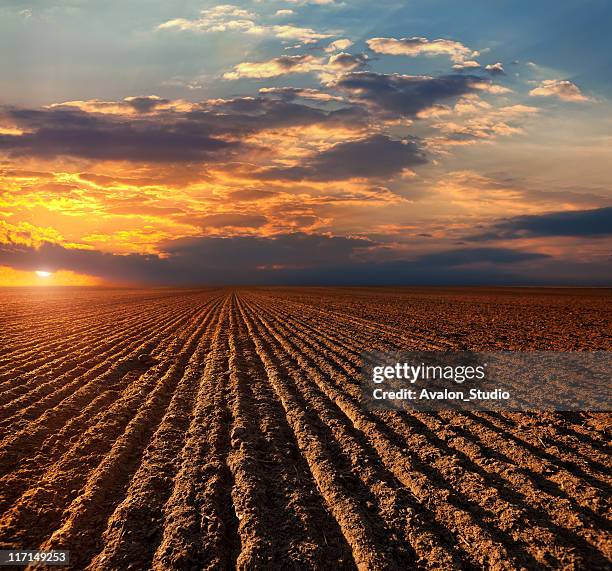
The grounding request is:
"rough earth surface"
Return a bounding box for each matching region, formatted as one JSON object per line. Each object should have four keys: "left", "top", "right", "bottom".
{"left": 0, "top": 287, "right": 610, "bottom": 570}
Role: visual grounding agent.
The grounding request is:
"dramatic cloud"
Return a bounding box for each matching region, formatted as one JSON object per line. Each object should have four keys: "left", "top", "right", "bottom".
{"left": 367, "top": 37, "right": 477, "bottom": 63}
{"left": 192, "top": 96, "right": 367, "bottom": 133}
{"left": 0, "top": 97, "right": 367, "bottom": 162}
{"left": 256, "top": 135, "right": 426, "bottom": 181}
{"left": 467, "top": 207, "right": 612, "bottom": 241}
{"left": 0, "top": 107, "right": 238, "bottom": 162}
{"left": 529, "top": 80, "right": 590, "bottom": 102}
{"left": 334, "top": 72, "right": 485, "bottom": 117}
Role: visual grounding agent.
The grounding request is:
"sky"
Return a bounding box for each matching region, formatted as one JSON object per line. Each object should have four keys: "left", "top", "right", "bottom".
{"left": 0, "top": 0, "right": 610, "bottom": 286}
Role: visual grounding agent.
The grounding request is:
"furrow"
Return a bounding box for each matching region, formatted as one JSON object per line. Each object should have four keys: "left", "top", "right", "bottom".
{"left": 152, "top": 294, "right": 240, "bottom": 571}
{"left": 35, "top": 298, "right": 226, "bottom": 570}
{"left": 84, "top": 297, "right": 226, "bottom": 571}
{"left": 227, "top": 294, "right": 355, "bottom": 569}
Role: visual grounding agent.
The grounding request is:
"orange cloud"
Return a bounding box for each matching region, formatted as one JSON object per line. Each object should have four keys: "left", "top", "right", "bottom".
{"left": 223, "top": 55, "right": 324, "bottom": 79}
{"left": 529, "top": 80, "right": 590, "bottom": 102}
{"left": 367, "top": 37, "right": 477, "bottom": 63}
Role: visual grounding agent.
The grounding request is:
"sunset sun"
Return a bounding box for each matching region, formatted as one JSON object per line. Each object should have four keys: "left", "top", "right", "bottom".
{"left": 35, "top": 270, "right": 53, "bottom": 278}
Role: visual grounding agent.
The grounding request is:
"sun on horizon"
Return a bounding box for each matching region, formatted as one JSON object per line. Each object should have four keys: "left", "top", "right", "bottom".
{"left": 0, "top": 266, "right": 105, "bottom": 287}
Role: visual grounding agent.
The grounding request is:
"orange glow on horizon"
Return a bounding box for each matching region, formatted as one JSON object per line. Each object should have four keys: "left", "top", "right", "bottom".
{"left": 0, "top": 266, "right": 106, "bottom": 287}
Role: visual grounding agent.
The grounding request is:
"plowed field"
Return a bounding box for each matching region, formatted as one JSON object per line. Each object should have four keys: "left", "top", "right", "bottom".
{"left": 0, "top": 287, "right": 610, "bottom": 570}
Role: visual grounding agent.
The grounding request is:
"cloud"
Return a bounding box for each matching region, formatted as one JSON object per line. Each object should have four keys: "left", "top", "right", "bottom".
{"left": 367, "top": 37, "right": 477, "bottom": 63}
{"left": 0, "top": 233, "right": 373, "bottom": 284}
{"left": 198, "top": 213, "right": 268, "bottom": 229}
{"left": 224, "top": 51, "right": 367, "bottom": 80}
{"left": 0, "top": 241, "right": 168, "bottom": 284}
{"left": 427, "top": 104, "right": 539, "bottom": 148}
{"left": 272, "top": 25, "right": 332, "bottom": 43}
{"left": 227, "top": 189, "right": 279, "bottom": 202}
{"left": 466, "top": 207, "right": 612, "bottom": 241}
{"left": 157, "top": 5, "right": 259, "bottom": 33}
{"left": 327, "top": 52, "right": 368, "bottom": 71}
{"left": 194, "top": 96, "right": 367, "bottom": 134}
{"left": 325, "top": 38, "right": 353, "bottom": 53}
{"left": 6, "top": 238, "right": 600, "bottom": 286}
{"left": 0, "top": 107, "right": 239, "bottom": 163}
{"left": 223, "top": 55, "right": 324, "bottom": 79}
{"left": 334, "top": 72, "right": 485, "bottom": 117}
{"left": 286, "top": 0, "right": 339, "bottom": 4}
{"left": 48, "top": 95, "right": 190, "bottom": 115}
{"left": 453, "top": 60, "right": 480, "bottom": 70}
{"left": 484, "top": 62, "right": 504, "bottom": 75}
{"left": 163, "top": 232, "right": 370, "bottom": 270}
{"left": 0, "top": 97, "right": 366, "bottom": 162}
{"left": 259, "top": 87, "right": 343, "bottom": 102}
{"left": 256, "top": 134, "right": 426, "bottom": 181}
{"left": 529, "top": 79, "right": 590, "bottom": 102}
{"left": 415, "top": 247, "right": 548, "bottom": 265}
{"left": 157, "top": 5, "right": 331, "bottom": 44}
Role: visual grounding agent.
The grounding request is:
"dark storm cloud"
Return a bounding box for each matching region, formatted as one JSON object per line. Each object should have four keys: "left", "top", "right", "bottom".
{"left": 3, "top": 236, "right": 599, "bottom": 286}
{"left": 0, "top": 233, "right": 372, "bottom": 284}
{"left": 334, "top": 72, "right": 483, "bottom": 117}
{"left": 188, "top": 97, "right": 368, "bottom": 136}
{"left": 467, "top": 207, "right": 612, "bottom": 241}
{"left": 0, "top": 98, "right": 368, "bottom": 163}
{"left": 161, "top": 233, "right": 373, "bottom": 270}
{"left": 416, "top": 247, "right": 548, "bottom": 265}
{"left": 256, "top": 135, "right": 426, "bottom": 181}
